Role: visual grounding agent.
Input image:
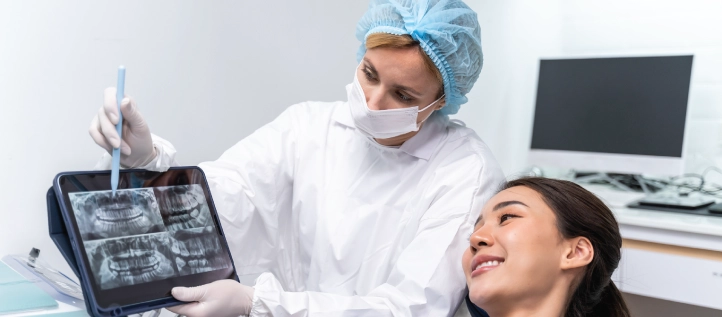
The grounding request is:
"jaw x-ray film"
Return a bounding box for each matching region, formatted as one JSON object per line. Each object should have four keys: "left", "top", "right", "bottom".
{"left": 154, "top": 185, "right": 213, "bottom": 231}
{"left": 171, "top": 226, "right": 230, "bottom": 275}
{"left": 70, "top": 189, "right": 165, "bottom": 240}
{"left": 68, "top": 185, "right": 231, "bottom": 290}
{"left": 83, "top": 233, "right": 176, "bottom": 289}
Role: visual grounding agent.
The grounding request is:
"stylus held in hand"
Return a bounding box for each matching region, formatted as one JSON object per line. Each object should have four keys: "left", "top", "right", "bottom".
{"left": 111, "top": 66, "right": 125, "bottom": 194}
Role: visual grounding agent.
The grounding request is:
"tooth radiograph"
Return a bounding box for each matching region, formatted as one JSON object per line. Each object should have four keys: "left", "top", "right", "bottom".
{"left": 73, "top": 185, "right": 229, "bottom": 290}
{"left": 84, "top": 234, "right": 176, "bottom": 289}
{"left": 70, "top": 189, "right": 166, "bottom": 240}
{"left": 170, "top": 226, "right": 231, "bottom": 275}
{"left": 155, "top": 185, "right": 213, "bottom": 231}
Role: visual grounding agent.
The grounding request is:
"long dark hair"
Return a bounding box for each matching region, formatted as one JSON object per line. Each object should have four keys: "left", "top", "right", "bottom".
{"left": 502, "top": 177, "right": 630, "bottom": 317}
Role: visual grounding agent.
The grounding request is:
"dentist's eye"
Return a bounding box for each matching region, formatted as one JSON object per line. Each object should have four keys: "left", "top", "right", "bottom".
{"left": 363, "top": 68, "right": 377, "bottom": 82}
{"left": 499, "top": 213, "right": 519, "bottom": 224}
{"left": 396, "top": 92, "right": 413, "bottom": 103}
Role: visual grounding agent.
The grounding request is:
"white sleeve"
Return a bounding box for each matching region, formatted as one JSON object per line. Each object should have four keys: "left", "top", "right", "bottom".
{"left": 93, "top": 105, "right": 299, "bottom": 282}
{"left": 248, "top": 151, "right": 505, "bottom": 317}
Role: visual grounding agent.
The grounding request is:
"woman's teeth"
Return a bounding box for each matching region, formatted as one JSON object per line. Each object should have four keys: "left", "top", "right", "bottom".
{"left": 475, "top": 260, "right": 502, "bottom": 270}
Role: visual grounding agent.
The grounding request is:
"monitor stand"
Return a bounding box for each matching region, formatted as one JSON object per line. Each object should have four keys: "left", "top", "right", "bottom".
{"left": 573, "top": 172, "right": 663, "bottom": 194}
{"left": 574, "top": 172, "right": 716, "bottom": 210}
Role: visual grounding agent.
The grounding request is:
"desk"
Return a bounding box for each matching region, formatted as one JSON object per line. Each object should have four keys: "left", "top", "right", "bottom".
{"left": 0, "top": 256, "right": 178, "bottom": 317}
{"left": 0, "top": 257, "right": 85, "bottom": 316}
{"left": 587, "top": 185, "right": 722, "bottom": 311}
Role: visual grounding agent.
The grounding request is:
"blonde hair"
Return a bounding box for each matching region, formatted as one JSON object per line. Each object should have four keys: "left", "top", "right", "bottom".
{"left": 365, "top": 33, "right": 444, "bottom": 96}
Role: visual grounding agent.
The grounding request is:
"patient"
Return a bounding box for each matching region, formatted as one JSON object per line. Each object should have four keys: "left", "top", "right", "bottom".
{"left": 463, "top": 177, "right": 630, "bottom": 317}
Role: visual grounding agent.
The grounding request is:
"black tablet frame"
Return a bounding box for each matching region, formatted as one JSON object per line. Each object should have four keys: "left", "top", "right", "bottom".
{"left": 51, "top": 167, "right": 238, "bottom": 316}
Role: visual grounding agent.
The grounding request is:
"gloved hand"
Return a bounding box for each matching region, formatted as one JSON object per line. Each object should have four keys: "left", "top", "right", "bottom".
{"left": 88, "top": 87, "right": 156, "bottom": 168}
{"left": 167, "top": 280, "right": 254, "bottom": 317}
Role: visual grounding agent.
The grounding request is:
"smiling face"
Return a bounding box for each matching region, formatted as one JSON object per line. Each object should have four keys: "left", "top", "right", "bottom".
{"left": 462, "top": 186, "right": 570, "bottom": 309}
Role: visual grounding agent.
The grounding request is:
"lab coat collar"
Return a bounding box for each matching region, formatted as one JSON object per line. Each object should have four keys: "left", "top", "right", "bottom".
{"left": 333, "top": 102, "right": 447, "bottom": 161}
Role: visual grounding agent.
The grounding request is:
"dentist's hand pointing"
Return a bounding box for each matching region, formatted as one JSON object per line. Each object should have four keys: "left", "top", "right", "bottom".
{"left": 167, "top": 280, "right": 255, "bottom": 317}
{"left": 89, "top": 87, "right": 156, "bottom": 168}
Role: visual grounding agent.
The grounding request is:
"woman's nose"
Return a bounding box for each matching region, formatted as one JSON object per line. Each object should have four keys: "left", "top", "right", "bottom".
{"left": 469, "top": 225, "right": 494, "bottom": 251}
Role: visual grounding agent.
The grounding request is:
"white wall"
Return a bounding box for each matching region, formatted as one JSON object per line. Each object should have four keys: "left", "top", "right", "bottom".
{"left": 0, "top": 0, "right": 367, "bottom": 277}
{"left": 461, "top": 0, "right": 722, "bottom": 180}
{"left": 560, "top": 0, "right": 722, "bottom": 179}
{"left": 2, "top": 0, "right": 720, "bottom": 295}
{"left": 459, "top": 0, "right": 562, "bottom": 177}
{"left": 463, "top": 1, "right": 722, "bottom": 314}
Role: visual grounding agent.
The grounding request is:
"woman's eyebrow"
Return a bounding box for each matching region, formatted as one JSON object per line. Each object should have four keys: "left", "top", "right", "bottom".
{"left": 493, "top": 200, "right": 529, "bottom": 211}
{"left": 474, "top": 200, "right": 528, "bottom": 226}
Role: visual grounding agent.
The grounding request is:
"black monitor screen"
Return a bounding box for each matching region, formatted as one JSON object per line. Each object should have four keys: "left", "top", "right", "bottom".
{"left": 531, "top": 55, "right": 693, "bottom": 158}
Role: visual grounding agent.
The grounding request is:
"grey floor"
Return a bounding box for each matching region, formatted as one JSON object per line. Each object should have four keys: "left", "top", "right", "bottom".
{"left": 623, "top": 293, "right": 722, "bottom": 317}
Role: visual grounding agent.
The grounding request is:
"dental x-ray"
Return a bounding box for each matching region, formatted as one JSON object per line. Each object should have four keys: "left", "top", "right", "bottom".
{"left": 69, "top": 185, "right": 230, "bottom": 290}
{"left": 171, "top": 226, "right": 231, "bottom": 275}
{"left": 84, "top": 233, "right": 176, "bottom": 290}
{"left": 70, "top": 189, "right": 166, "bottom": 240}
{"left": 154, "top": 185, "right": 213, "bottom": 231}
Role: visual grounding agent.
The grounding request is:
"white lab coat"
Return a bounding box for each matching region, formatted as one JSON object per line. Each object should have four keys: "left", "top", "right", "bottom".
{"left": 97, "top": 101, "right": 504, "bottom": 316}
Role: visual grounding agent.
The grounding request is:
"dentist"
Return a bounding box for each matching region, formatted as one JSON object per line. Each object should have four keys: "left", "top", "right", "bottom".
{"left": 89, "top": 0, "right": 504, "bottom": 315}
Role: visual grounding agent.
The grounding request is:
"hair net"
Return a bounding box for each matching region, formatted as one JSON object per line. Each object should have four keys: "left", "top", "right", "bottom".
{"left": 356, "top": 0, "right": 483, "bottom": 115}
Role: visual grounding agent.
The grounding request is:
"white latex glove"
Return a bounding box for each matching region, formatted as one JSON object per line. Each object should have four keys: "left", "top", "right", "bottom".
{"left": 88, "top": 87, "right": 156, "bottom": 168}
{"left": 167, "top": 280, "right": 254, "bottom": 317}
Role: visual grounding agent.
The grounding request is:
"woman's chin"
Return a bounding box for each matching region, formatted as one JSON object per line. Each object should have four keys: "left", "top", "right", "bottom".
{"left": 468, "top": 284, "right": 498, "bottom": 308}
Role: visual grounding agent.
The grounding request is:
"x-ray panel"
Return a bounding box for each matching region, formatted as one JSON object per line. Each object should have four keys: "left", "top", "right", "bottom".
{"left": 84, "top": 233, "right": 177, "bottom": 290}
{"left": 70, "top": 189, "right": 166, "bottom": 240}
{"left": 170, "top": 226, "right": 232, "bottom": 276}
{"left": 53, "top": 168, "right": 238, "bottom": 313}
{"left": 154, "top": 185, "right": 213, "bottom": 231}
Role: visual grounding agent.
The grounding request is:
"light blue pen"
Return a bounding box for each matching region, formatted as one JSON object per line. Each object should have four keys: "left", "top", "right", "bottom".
{"left": 111, "top": 66, "right": 126, "bottom": 194}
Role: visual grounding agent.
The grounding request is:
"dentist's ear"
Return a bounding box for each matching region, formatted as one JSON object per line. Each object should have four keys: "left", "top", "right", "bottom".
{"left": 436, "top": 96, "right": 446, "bottom": 110}
{"left": 560, "top": 237, "right": 594, "bottom": 270}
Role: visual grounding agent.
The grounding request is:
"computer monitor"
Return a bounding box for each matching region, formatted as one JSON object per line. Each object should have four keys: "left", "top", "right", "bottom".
{"left": 528, "top": 55, "right": 694, "bottom": 176}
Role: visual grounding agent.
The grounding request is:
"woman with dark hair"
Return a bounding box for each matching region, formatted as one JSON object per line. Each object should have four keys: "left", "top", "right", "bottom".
{"left": 463, "top": 177, "right": 630, "bottom": 317}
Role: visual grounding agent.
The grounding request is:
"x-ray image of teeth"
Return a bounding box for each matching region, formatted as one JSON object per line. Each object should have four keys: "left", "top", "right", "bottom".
{"left": 70, "top": 189, "right": 166, "bottom": 240}
{"left": 170, "top": 226, "right": 231, "bottom": 275}
{"left": 84, "top": 233, "right": 176, "bottom": 289}
{"left": 154, "top": 185, "right": 213, "bottom": 232}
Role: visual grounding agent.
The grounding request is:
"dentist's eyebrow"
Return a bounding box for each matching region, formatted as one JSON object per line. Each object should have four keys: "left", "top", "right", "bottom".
{"left": 362, "top": 58, "right": 378, "bottom": 75}
{"left": 361, "top": 58, "right": 422, "bottom": 97}
{"left": 392, "top": 84, "right": 422, "bottom": 97}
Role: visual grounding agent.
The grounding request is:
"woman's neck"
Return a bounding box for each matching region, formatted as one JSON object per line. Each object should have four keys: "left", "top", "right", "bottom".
{"left": 483, "top": 282, "right": 571, "bottom": 317}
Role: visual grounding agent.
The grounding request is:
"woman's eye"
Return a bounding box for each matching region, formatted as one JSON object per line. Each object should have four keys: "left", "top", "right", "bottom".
{"left": 499, "top": 213, "right": 518, "bottom": 224}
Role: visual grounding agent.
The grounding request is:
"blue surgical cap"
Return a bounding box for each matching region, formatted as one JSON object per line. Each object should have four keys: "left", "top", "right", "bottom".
{"left": 356, "top": 0, "right": 483, "bottom": 115}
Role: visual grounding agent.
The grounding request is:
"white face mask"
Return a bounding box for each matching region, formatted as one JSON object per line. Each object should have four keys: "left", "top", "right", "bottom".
{"left": 347, "top": 66, "right": 445, "bottom": 140}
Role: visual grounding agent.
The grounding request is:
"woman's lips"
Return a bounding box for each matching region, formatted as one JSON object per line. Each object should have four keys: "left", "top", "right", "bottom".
{"left": 470, "top": 255, "right": 506, "bottom": 278}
